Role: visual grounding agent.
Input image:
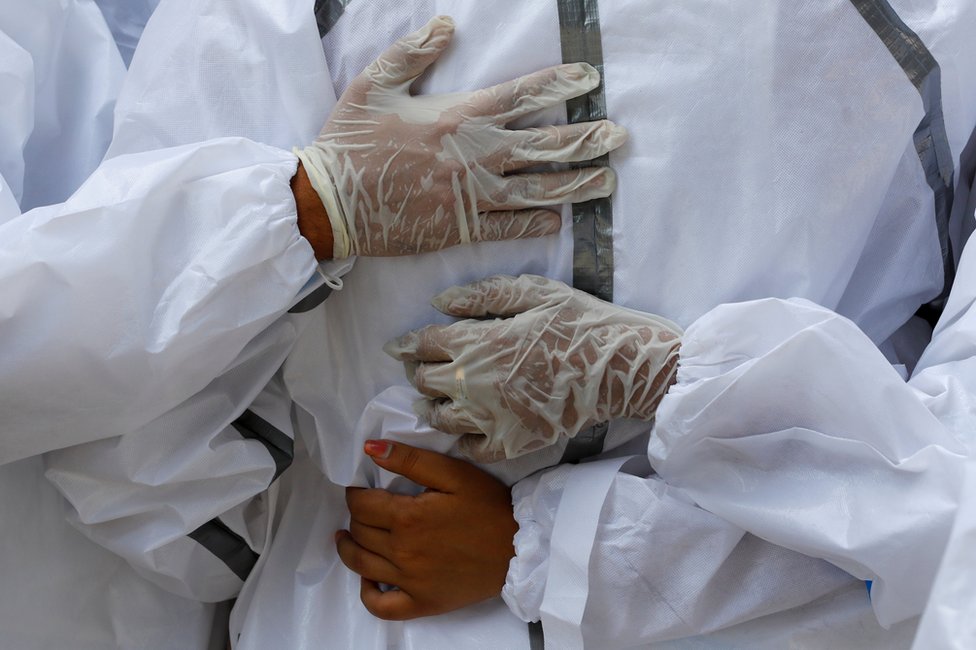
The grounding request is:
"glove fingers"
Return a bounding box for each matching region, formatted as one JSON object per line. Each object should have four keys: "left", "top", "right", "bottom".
{"left": 431, "top": 274, "right": 561, "bottom": 317}
{"left": 470, "top": 209, "right": 561, "bottom": 244}
{"left": 419, "top": 400, "right": 481, "bottom": 435}
{"left": 363, "top": 16, "right": 455, "bottom": 88}
{"left": 413, "top": 362, "right": 454, "bottom": 399}
{"left": 501, "top": 121, "right": 628, "bottom": 172}
{"left": 483, "top": 167, "right": 616, "bottom": 210}
{"left": 457, "top": 434, "right": 508, "bottom": 464}
{"left": 383, "top": 324, "right": 456, "bottom": 362}
{"left": 465, "top": 63, "right": 600, "bottom": 122}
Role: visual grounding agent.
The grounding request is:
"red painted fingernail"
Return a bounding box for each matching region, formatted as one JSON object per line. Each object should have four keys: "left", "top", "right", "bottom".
{"left": 364, "top": 439, "right": 393, "bottom": 459}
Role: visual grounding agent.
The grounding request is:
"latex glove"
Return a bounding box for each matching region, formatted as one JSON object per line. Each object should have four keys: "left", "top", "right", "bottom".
{"left": 385, "top": 275, "right": 683, "bottom": 461}
{"left": 337, "top": 440, "right": 516, "bottom": 620}
{"left": 295, "top": 16, "right": 626, "bottom": 258}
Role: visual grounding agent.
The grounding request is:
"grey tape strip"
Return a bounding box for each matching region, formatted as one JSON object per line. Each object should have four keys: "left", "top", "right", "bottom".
{"left": 528, "top": 621, "right": 545, "bottom": 650}
{"left": 557, "top": 0, "right": 614, "bottom": 303}
{"left": 951, "top": 125, "right": 976, "bottom": 256}
{"left": 314, "top": 0, "right": 353, "bottom": 38}
{"left": 232, "top": 410, "right": 294, "bottom": 481}
{"left": 188, "top": 518, "right": 259, "bottom": 582}
{"left": 850, "top": 0, "right": 956, "bottom": 320}
{"left": 563, "top": 421, "right": 609, "bottom": 463}
{"left": 288, "top": 283, "right": 333, "bottom": 313}
{"left": 557, "top": 0, "right": 614, "bottom": 464}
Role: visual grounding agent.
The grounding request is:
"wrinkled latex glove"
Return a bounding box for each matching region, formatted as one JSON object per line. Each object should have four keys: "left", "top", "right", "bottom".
{"left": 295, "top": 16, "right": 626, "bottom": 258}
{"left": 385, "top": 275, "right": 683, "bottom": 461}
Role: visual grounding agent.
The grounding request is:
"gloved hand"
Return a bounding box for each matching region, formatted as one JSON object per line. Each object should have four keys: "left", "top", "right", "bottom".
{"left": 385, "top": 275, "right": 683, "bottom": 461}
{"left": 295, "top": 16, "right": 627, "bottom": 258}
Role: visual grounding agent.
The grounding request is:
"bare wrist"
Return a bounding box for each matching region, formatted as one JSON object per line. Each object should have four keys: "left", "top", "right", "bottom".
{"left": 291, "top": 161, "right": 334, "bottom": 261}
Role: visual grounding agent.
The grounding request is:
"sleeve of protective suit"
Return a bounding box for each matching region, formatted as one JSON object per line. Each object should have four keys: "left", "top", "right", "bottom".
{"left": 45, "top": 366, "right": 300, "bottom": 603}
{"left": 502, "top": 459, "right": 857, "bottom": 646}
{"left": 644, "top": 242, "right": 976, "bottom": 629}
{"left": 0, "top": 137, "right": 318, "bottom": 465}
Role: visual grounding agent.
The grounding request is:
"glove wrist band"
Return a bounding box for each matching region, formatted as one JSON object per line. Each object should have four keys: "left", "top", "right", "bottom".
{"left": 294, "top": 147, "right": 352, "bottom": 259}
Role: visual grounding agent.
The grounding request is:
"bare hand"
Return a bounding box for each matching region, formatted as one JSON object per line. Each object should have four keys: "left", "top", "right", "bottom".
{"left": 336, "top": 440, "right": 517, "bottom": 620}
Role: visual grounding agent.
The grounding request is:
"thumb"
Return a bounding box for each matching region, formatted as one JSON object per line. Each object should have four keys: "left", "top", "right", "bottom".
{"left": 431, "top": 274, "right": 561, "bottom": 317}
{"left": 364, "top": 15, "right": 455, "bottom": 88}
{"left": 363, "top": 439, "right": 473, "bottom": 493}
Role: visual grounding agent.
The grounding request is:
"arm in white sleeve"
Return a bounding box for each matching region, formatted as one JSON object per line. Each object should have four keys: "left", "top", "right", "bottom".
{"left": 503, "top": 459, "right": 856, "bottom": 646}
{"left": 0, "top": 137, "right": 318, "bottom": 465}
{"left": 44, "top": 356, "right": 302, "bottom": 602}
{"left": 647, "top": 286, "right": 974, "bottom": 627}
{"left": 910, "top": 455, "right": 976, "bottom": 650}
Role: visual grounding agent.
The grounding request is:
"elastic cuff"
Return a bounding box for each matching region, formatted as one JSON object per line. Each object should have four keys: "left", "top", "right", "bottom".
{"left": 502, "top": 469, "right": 569, "bottom": 622}
{"left": 293, "top": 146, "right": 351, "bottom": 259}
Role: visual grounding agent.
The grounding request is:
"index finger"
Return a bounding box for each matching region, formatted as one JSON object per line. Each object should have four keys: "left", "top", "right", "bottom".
{"left": 364, "top": 440, "right": 490, "bottom": 493}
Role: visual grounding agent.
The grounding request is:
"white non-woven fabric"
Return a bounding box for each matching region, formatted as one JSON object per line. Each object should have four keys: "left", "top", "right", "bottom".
{"left": 233, "top": 388, "right": 539, "bottom": 650}
{"left": 648, "top": 203, "right": 976, "bottom": 636}
{"left": 260, "top": 1, "right": 974, "bottom": 648}
{"left": 0, "top": 457, "right": 216, "bottom": 650}
{"left": 1, "top": 137, "right": 313, "bottom": 464}
{"left": 30, "top": 0, "right": 976, "bottom": 648}
{"left": 93, "top": 0, "right": 161, "bottom": 66}
{"left": 649, "top": 297, "right": 968, "bottom": 626}
{"left": 43, "top": 0, "right": 353, "bottom": 610}
{"left": 103, "top": 0, "right": 333, "bottom": 160}
{"left": 0, "top": 1, "right": 234, "bottom": 648}
{"left": 911, "top": 457, "right": 976, "bottom": 649}
{"left": 0, "top": 0, "right": 124, "bottom": 210}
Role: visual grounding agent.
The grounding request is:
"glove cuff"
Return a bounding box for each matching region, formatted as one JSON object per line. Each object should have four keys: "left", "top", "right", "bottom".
{"left": 293, "top": 146, "right": 352, "bottom": 259}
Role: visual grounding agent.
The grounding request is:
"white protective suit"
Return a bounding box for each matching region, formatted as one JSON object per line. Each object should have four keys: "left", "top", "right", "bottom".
{"left": 0, "top": 1, "right": 220, "bottom": 648}
{"left": 27, "top": 0, "right": 976, "bottom": 649}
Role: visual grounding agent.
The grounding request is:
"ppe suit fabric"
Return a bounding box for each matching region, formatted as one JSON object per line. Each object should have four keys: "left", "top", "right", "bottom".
{"left": 232, "top": 383, "right": 557, "bottom": 649}
{"left": 104, "top": 0, "right": 333, "bottom": 160}
{"left": 506, "top": 461, "right": 857, "bottom": 647}
{"left": 234, "top": 387, "right": 861, "bottom": 650}
{"left": 231, "top": 395, "right": 536, "bottom": 650}
{"left": 649, "top": 298, "right": 968, "bottom": 627}
{"left": 30, "top": 2, "right": 975, "bottom": 649}
{"left": 897, "top": 195, "right": 976, "bottom": 648}
{"left": 45, "top": 357, "right": 300, "bottom": 602}
{"left": 0, "top": 2, "right": 219, "bottom": 647}
{"left": 538, "top": 455, "right": 637, "bottom": 649}
{"left": 911, "top": 457, "right": 976, "bottom": 650}
{"left": 93, "top": 0, "right": 161, "bottom": 66}
{"left": 101, "top": 0, "right": 350, "bottom": 285}
{"left": 0, "top": 27, "right": 32, "bottom": 211}
{"left": 283, "top": 0, "right": 576, "bottom": 479}
{"left": 0, "top": 170, "right": 20, "bottom": 227}
{"left": 43, "top": 0, "right": 351, "bottom": 604}
{"left": 652, "top": 583, "right": 919, "bottom": 650}
{"left": 0, "top": 0, "right": 124, "bottom": 211}
{"left": 0, "top": 457, "right": 216, "bottom": 650}
{"left": 0, "top": 137, "right": 314, "bottom": 465}
{"left": 243, "top": 0, "right": 976, "bottom": 647}
{"left": 604, "top": 0, "right": 946, "bottom": 339}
